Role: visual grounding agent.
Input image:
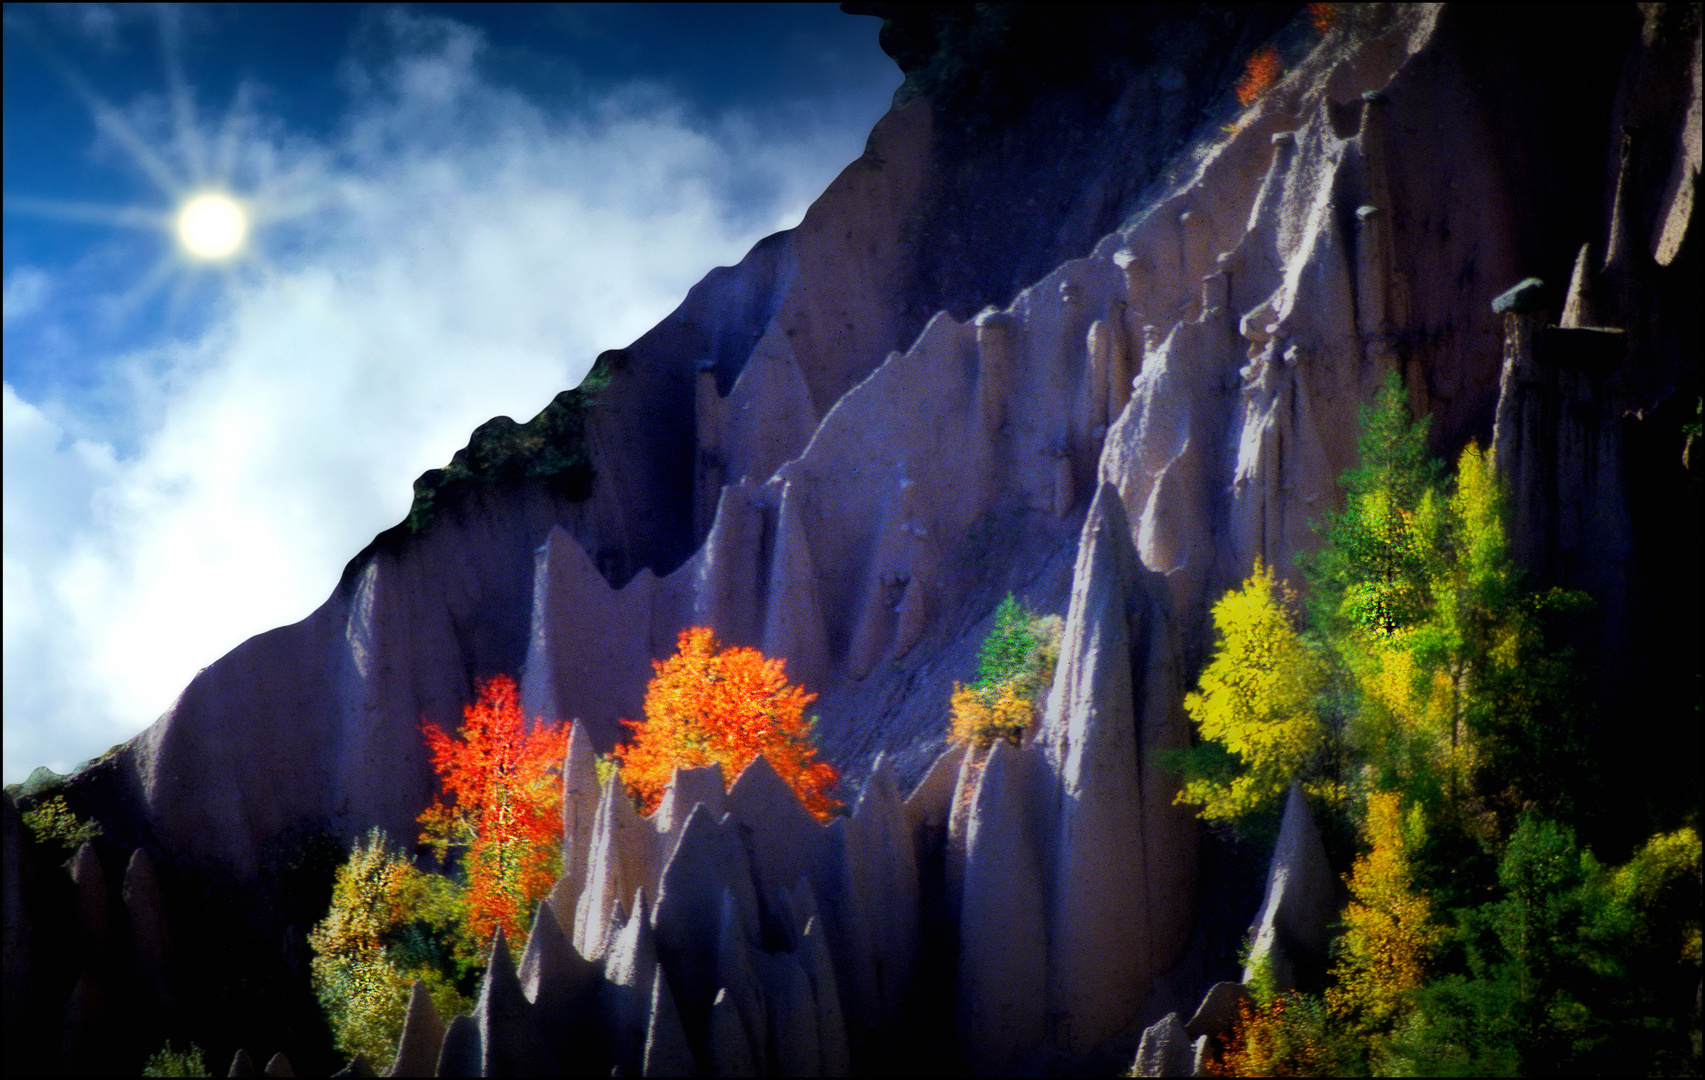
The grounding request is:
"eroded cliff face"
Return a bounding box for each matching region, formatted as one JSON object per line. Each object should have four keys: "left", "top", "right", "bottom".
{"left": 11, "top": 3, "right": 1699, "bottom": 1074}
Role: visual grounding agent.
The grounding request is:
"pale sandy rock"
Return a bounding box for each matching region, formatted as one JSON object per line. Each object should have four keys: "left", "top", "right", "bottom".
{"left": 903, "top": 741, "right": 966, "bottom": 870}
{"left": 1192, "top": 1034, "right": 1213, "bottom": 1076}
{"left": 693, "top": 480, "right": 770, "bottom": 649}
{"left": 559, "top": 719, "right": 600, "bottom": 891}
{"left": 434, "top": 1015, "right": 480, "bottom": 1078}
{"left": 387, "top": 981, "right": 445, "bottom": 1078}
{"left": 957, "top": 738, "right": 1048, "bottom": 1071}
{"left": 1242, "top": 784, "right": 1334, "bottom": 987}
{"left": 759, "top": 946, "right": 821, "bottom": 1076}
{"left": 653, "top": 763, "right": 727, "bottom": 867}
{"left": 707, "top": 988, "right": 757, "bottom": 1078}
{"left": 1040, "top": 483, "right": 1195, "bottom": 1055}
{"left": 601, "top": 889, "right": 659, "bottom": 1077}
{"left": 1132, "top": 1012, "right": 1193, "bottom": 1077}
{"left": 841, "top": 753, "right": 920, "bottom": 1023}
{"left": 943, "top": 745, "right": 982, "bottom": 924}
{"left": 726, "top": 755, "right": 828, "bottom": 944}
{"left": 761, "top": 478, "right": 831, "bottom": 693}
{"left": 521, "top": 526, "right": 671, "bottom": 753}
{"left": 643, "top": 965, "right": 697, "bottom": 1077}
{"left": 475, "top": 926, "right": 554, "bottom": 1076}
{"left": 575, "top": 774, "right": 662, "bottom": 961}
{"left": 653, "top": 803, "right": 761, "bottom": 1055}
{"left": 799, "top": 914, "right": 852, "bottom": 1077}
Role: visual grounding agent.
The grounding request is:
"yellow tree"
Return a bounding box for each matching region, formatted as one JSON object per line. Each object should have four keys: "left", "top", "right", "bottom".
{"left": 1176, "top": 559, "right": 1330, "bottom": 826}
{"left": 1327, "top": 790, "right": 1442, "bottom": 1037}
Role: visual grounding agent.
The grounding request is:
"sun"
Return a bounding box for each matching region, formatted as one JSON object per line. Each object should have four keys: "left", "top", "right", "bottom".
{"left": 175, "top": 191, "right": 249, "bottom": 260}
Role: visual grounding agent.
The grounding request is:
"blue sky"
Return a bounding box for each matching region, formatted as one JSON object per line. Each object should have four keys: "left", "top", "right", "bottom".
{"left": 2, "top": 3, "right": 899, "bottom": 784}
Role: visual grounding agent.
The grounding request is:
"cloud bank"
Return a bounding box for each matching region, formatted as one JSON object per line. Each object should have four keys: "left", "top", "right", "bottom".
{"left": 2, "top": 12, "right": 894, "bottom": 782}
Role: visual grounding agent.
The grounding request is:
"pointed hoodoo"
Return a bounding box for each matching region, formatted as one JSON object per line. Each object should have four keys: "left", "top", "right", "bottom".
{"left": 762, "top": 479, "right": 830, "bottom": 693}
{"left": 602, "top": 889, "right": 661, "bottom": 1076}
{"left": 475, "top": 926, "right": 555, "bottom": 1075}
{"left": 1560, "top": 242, "right": 1600, "bottom": 328}
{"left": 958, "top": 738, "right": 1048, "bottom": 1071}
{"left": 643, "top": 966, "right": 697, "bottom": 1077}
{"left": 714, "top": 887, "right": 769, "bottom": 1071}
{"left": 561, "top": 719, "right": 600, "bottom": 891}
{"left": 727, "top": 754, "right": 829, "bottom": 945}
{"left": 1241, "top": 783, "right": 1335, "bottom": 994}
{"left": 693, "top": 481, "right": 768, "bottom": 649}
{"left": 387, "top": 980, "right": 445, "bottom": 1078}
{"left": 708, "top": 988, "right": 758, "bottom": 1076}
{"left": 1040, "top": 481, "right": 1195, "bottom": 1056}
{"left": 653, "top": 762, "right": 728, "bottom": 866}
{"left": 518, "top": 898, "right": 600, "bottom": 1063}
{"left": 575, "top": 773, "right": 662, "bottom": 961}
{"left": 434, "top": 1014, "right": 481, "bottom": 1078}
{"left": 760, "top": 947, "right": 822, "bottom": 1076}
{"left": 653, "top": 802, "right": 762, "bottom": 1060}
{"left": 841, "top": 753, "right": 921, "bottom": 1026}
{"left": 799, "top": 914, "right": 852, "bottom": 1076}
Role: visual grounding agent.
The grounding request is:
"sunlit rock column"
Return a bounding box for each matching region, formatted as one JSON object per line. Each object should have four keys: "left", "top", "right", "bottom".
{"left": 1040, "top": 483, "right": 1195, "bottom": 1056}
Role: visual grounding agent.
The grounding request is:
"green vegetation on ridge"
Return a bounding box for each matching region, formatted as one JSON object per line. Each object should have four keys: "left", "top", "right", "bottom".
{"left": 1176, "top": 372, "right": 1702, "bottom": 1075}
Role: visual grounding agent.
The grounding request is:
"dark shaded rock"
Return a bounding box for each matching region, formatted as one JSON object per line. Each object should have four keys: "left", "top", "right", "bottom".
{"left": 642, "top": 965, "right": 696, "bottom": 1077}
{"left": 387, "top": 980, "right": 445, "bottom": 1078}
{"left": 331, "top": 1055, "right": 376, "bottom": 1077}
{"left": 434, "top": 1015, "right": 481, "bottom": 1078}
{"left": 1184, "top": 981, "right": 1252, "bottom": 1041}
{"left": 263, "top": 1051, "right": 295, "bottom": 1076}
{"left": 228, "top": 1048, "right": 257, "bottom": 1076}
{"left": 1492, "top": 276, "right": 1548, "bottom": 314}
{"left": 475, "top": 926, "right": 554, "bottom": 1076}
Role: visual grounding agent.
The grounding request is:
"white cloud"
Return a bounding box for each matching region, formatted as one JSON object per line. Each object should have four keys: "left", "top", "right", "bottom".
{"left": 2, "top": 267, "right": 51, "bottom": 325}
{"left": 2, "top": 10, "right": 892, "bottom": 782}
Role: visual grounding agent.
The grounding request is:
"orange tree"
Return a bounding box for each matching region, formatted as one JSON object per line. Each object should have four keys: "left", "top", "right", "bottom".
{"left": 614, "top": 627, "right": 840, "bottom": 822}
{"left": 418, "top": 674, "right": 568, "bottom": 956}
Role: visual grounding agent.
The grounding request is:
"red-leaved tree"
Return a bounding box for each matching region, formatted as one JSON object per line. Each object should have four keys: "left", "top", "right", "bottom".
{"left": 614, "top": 627, "right": 840, "bottom": 822}
{"left": 418, "top": 674, "right": 567, "bottom": 953}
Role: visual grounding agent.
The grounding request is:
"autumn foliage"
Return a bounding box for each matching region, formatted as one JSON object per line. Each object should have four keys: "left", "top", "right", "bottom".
{"left": 614, "top": 627, "right": 840, "bottom": 822}
{"left": 1235, "top": 45, "right": 1282, "bottom": 106}
{"left": 418, "top": 674, "right": 568, "bottom": 953}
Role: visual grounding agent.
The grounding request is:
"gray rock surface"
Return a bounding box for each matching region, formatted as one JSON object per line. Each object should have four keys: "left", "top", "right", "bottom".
{"left": 474, "top": 927, "right": 555, "bottom": 1076}
{"left": 1132, "top": 1012, "right": 1194, "bottom": 1077}
{"left": 601, "top": 889, "right": 660, "bottom": 1076}
{"left": 1040, "top": 483, "right": 1195, "bottom": 1054}
{"left": 434, "top": 1015, "right": 480, "bottom": 1078}
{"left": 1242, "top": 783, "right": 1334, "bottom": 991}
{"left": 653, "top": 803, "right": 761, "bottom": 1054}
{"left": 517, "top": 898, "right": 599, "bottom": 1066}
{"left": 575, "top": 774, "right": 661, "bottom": 961}
{"left": 958, "top": 738, "right": 1048, "bottom": 1071}
{"left": 386, "top": 981, "right": 445, "bottom": 1078}
{"left": 643, "top": 965, "right": 696, "bottom": 1077}
{"left": 707, "top": 988, "right": 757, "bottom": 1077}
{"left": 1184, "top": 981, "right": 1252, "bottom": 1041}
